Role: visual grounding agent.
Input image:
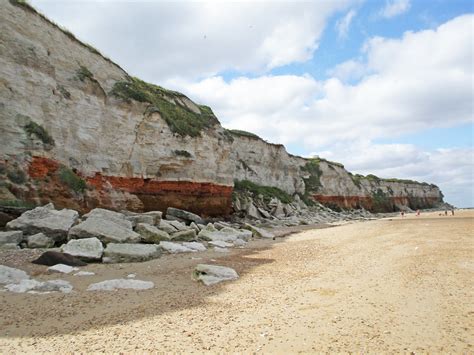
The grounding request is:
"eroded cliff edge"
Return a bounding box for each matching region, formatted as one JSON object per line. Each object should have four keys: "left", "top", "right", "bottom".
{"left": 0, "top": 1, "right": 443, "bottom": 216}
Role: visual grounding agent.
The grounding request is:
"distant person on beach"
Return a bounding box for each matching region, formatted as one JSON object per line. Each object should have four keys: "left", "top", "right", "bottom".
{"left": 416, "top": 210, "right": 420, "bottom": 216}
{"left": 401, "top": 211, "right": 405, "bottom": 218}
{"left": 445, "top": 210, "right": 448, "bottom": 216}
{"left": 451, "top": 209, "right": 455, "bottom": 216}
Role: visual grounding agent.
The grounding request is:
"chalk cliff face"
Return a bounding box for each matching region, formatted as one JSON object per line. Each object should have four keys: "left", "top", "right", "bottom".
{"left": 0, "top": 1, "right": 443, "bottom": 215}
{"left": 230, "top": 132, "right": 442, "bottom": 212}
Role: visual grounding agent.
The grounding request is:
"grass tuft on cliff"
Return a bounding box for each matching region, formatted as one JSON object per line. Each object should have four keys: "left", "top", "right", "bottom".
{"left": 234, "top": 180, "right": 293, "bottom": 204}
{"left": 23, "top": 120, "right": 55, "bottom": 147}
{"left": 227, "top": 129, "right": 261, "bottom": 139}
{"left": 110, "top": 77, "right": 219, "bottom": 137}
{"left": 58, "top": 167, "right": 87, "bottom": 193}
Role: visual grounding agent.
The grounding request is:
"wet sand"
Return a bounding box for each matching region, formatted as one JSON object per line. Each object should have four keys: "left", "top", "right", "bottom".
{"left": 0, "top": 210, "right": 472, "bottom": 353}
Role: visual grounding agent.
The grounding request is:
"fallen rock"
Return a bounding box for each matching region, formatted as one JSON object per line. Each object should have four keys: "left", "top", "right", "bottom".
{"left": 0, "top": 265, "right": 29, "bottom": 284}
{"left": 6, "top": 204, "right": 78, "bottom": 242}
{"left": 159, "top": 241, "right": 194, "bottom": 254}
{"left": 83, "top": 208, "right": 132, "bottom": 229}
{"left": 157, "top": 219, "right": 178, "bottom": 234}
{"left": 87, "top": 279, "right": 154, "bottom": 291}
{"left": 244, "top": 223, "right": 275, "bottom": 239}
{"left": 135, "top": 223, "right": 171, "bottom": 243}
{"left": 61, "top": 237, "right": 104, "bottom": 261}
{"left": 190, "top": 222, "right": 200, "bottom": 232}
{"left": 214, "top": 247, "right": 229, "bottom": 253}
{"left": 167, "top": 220, "right": 188, "bottom": 231}
{"left": 166, "top": 207, "right": 204, "bottom": 225}
{"left": 0, "top": 230, "right": 23, "bottom": 246}
{"left": 192, "top": 264, "right": 239, "bottom": 286}
{"left": 103, "top": 243, "right": 161, "bottom": 263}
{"left": 68, "top": 218, "right": 140, "bottom": 244}
{"left": 32, "top": 251, "right": 88, "bottom": 267}
{"left": 182, "top": 242, "right": 207, "bottom": 251}
{"left": 47, "top": 264, "right": 78, "bottom": 274}
{"left": 0, "top": 243, "right": 19, "bottom": 250}
{"left": 5, "top": 279, "right": 73, "bottom": 293}
{"left": 198, "top": 226, "right": 251, "bottom": 243}
{"left": 209, "top": 240, "right": 233, "bottom": 248}
{"left": 171, "top": 229, "right": 197, "bottom": 242}
{"left": 27, "top": 233, "right": 54, "bottom": 248}
{"left": 246, "top": 202, "right": 261, "bottom": 219}
{"left": 74, "top": 271, "right": 95, "bottom": 276}
{"left": 122, "top": 211, "right": 162, "bottom": 226}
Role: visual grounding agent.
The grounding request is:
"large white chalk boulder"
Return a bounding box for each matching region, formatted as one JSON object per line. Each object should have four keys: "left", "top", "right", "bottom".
{"left": 61, "top": 237, "right": 104, "bottom": 261}
{"left": 159, "top": 241, "right": 194, "bottom": 254}
{"left": 192, "top": 264, "right": 239, "bottom": 286}
{"left": 5, "top": 279, "right": 73, "bottom": 293}
{"left": 83, "top": 208, "right": 132, "bottom": 229}
{"left": 0, "top": 265, "right": 29, "bottom": 284}
{"left": 0, "top": 231, "right": 23, "bottom": 246}
{"left": 103, "top": 243, "right": 161, "bottom": 263}
{"left": 68, "top": 218, "right": 140, "bottom": 244}
{"left": 244, "top": 223, "right": 275, "bottom": 239}
{"left": 166, "top": 207, "right": 204, "bottom": 225}
{"left": 87, "top": 279, "right": 154, "bottom": 291}
{"left": 27, "top": 232, "right": 54, "bottom": 248}
{"left": 135, "top": 223, "right": 171, "bottom": 243}
{"left": 6, "top": 203, "right": 78, "bottom": 242}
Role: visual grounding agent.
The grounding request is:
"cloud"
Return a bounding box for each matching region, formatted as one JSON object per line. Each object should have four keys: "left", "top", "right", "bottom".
{"left": 30, "top": 0, "right": 355, "bottom": 81}
{"left": 336, "top": 9, "right": 357, "bottom": 39}
{"left": 165, "top": 15, "right": 473, "bottom": 206}
{"left": 379, "top": 0, "right": 411, "bottom": 19}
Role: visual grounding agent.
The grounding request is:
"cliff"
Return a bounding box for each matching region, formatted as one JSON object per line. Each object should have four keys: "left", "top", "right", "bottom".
{"left": 0, "top": 1, "right": 443, "bottom": 216}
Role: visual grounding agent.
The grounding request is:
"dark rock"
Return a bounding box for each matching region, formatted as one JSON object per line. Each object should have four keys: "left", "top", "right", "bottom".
{"left": 32, "top": 251, "right": 87, "bottom": 267}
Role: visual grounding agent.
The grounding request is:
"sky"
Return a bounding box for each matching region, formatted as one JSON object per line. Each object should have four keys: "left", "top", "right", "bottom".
{"left": 30, "top": 0, "right": 474, "bottom": 207}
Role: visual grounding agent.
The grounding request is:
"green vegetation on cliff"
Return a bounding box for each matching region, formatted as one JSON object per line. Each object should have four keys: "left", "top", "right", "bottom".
{"left": 371, "top": 188, "right": 391, "bottom": 212}
{"left": 227, "top": 129, "right": 261, "bottom": 139}
{"left": 300, "top": 159, "right": 323, "bottom": 206}
{"left": 23, "top": 120, "right": 55, "bottom": 147}
{"left": 110, "top": 77, "right": 219, "bottom": 137}
{"left": 234, "top": 180, "right": 292, "bottom": 204}
{"left": 58, "top": 167, "right": 86, "bottom": 193}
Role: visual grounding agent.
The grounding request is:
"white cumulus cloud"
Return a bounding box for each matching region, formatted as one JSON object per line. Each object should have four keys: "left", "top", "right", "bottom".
{"left": 379, "top": 0, "right": 411, "bottom": 19}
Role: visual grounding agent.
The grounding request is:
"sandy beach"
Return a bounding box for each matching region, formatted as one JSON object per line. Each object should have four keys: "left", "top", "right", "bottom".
{"left": 0, "top": 210, "right": 472, "bottom": 353}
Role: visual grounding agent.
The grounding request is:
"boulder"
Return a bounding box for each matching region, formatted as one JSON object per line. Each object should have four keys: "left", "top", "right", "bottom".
{"left": 47, "top": 264, "right": 78, "bottom": 274}
{"left": 189, "top": 222, "right": 200, "bottom": 232}
{"left": 0, "top": 231, "right": 23, "bottom": 246}
{"left": 159, "top": 241, "right": 194, "bottom": 254}
{"left": 158, "top": 219, "right": 179, "bottom": 234}
{"left": 209, "top": 240, "right": 233, "bottom": 248}
{"left": 68, "top": 218, "right": 140, "bottom": 244}
{"left": 0, "top": 265, "right": 29, "bottom": 284}
{"left": 257, "top": 208, "right": 271, "bottom": 219}
{"left": 233, "top": 238, "right": 247, "bottom": 247}
{"left": 171, "top": 229, "right": 197, "bottom": 242}
{"left": 244, "top": 223, "right": 275, "bottom": 239}
{"left": 0, "top": 243, "right": 19, "bottom": 250}
{"left": 182, "top": 242, "right": 207, "bottom": 252}
{"left": 135, "top": 223, "right": 171, "bottom": 243}
{"left": 32, "top": 251, "right": 88, "bottom": 266}
{"left": 61, "top": 237, "right": 104, "bottom": 261}
{"left": 246, "top": 202, "right": 261, "bottom": 219}
{"left": 122, "top": 210, "right": 162, "bottom": 226}
{"left": 198, "top": 226, "right": 251, "bottom": 243}
{"left": 192, "top": 264, "right": 239, "bottom": 286}
{"left": 5, "top": 279, "right": 73, "bottom": 293}
{"left": 87, "top": 279, "right": 154, "bottom": 291}
{"left": 166, "top": 207, "right": 204, "bottom": 225}
{"left": 214, "top": 247, "right": 229, "bottom": 253}
{"left": 74, "top": 271, "right": 95, "bottom": 276}
{"left": 103, "top": 243, "right": 161, "bottom": 263}
{"left": 167, "top": 220, "right": 188, "bottom": 231}
{"left": 83, "top": 208, "right": 132, "bottom": 229}
{"left": 27, "top": 233, "right": 54, "bottom": 248}
{"left": 6, "top": 203, "right": 78, "bottom": 242}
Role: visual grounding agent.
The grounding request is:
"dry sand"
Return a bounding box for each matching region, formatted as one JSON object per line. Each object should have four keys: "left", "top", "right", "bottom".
{"left": 0, "top": 210, "right": 472, "bottom": 353}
